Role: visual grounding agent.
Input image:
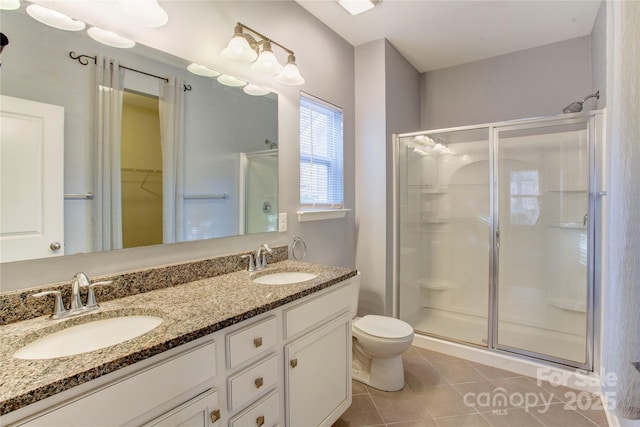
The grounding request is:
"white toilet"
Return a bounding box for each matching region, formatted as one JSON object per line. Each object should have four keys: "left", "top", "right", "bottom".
{"left": 350, "top": 273, "right": 414, "bottom": 392}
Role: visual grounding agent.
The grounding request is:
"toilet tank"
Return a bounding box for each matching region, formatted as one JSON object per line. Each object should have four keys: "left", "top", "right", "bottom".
{"left": 349, "top": 272, "right": 361, "bottom": 317}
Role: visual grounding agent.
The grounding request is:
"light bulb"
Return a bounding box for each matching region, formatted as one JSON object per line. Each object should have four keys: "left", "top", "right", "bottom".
{"left": 243, "top": 84, "right": 270, "bottom": 96}
{"left": 88, "top": 27, "right": 135, "bottom": 48}
{"left": 275, "top": 54, "right": 305, "bottom": 86}
{"left": 217, "top": 74, "right": 246, "bottom": 87}
{"left": 0, "top": 0, "right": 20, "bottom": 11}
{"left": 187, "top": 63, "right": 220, "bottom": 77}
{"left": 221, "top": 25, "right": 258, "bottom": 63}
{"left": 251, "top": 41, "right": 283, "bottom": 75}
{"left": 26, "top": 4, "right": 86, "bottom": 31}
{"left": 117, "top": 0, "right": 168, "bottom": 28}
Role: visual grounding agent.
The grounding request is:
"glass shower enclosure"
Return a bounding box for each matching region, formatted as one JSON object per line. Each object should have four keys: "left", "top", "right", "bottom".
{"left": 394, "top": 113, "right": 603, "bottom": 369}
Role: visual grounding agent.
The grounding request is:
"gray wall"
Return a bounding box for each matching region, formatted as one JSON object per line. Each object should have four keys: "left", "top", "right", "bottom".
{"left": 1, "top": 1, "right": 356, "bottom": 290}
{"left": 355, "top": 39, "right": 420, "bottom": 316}
{"left": 591, "top": 1, "right": 607, "bottom": 109}
{"left": 420, "top": 36, "right": 593, "bottom": 130}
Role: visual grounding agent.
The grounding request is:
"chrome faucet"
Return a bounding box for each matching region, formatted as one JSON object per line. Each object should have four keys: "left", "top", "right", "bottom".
{"left": 33, "top": 272, "right": 111, "bottom": 319}
{"left": 70, "top": 272, "right": 90, "bottom": 314}
{"left": 255, "top": 243, "right": 273, "bottom": 270}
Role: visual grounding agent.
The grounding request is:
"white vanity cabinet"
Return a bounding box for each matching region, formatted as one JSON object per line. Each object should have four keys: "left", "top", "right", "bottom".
{"left": 5, "top": 275, "right": 356, "bottom": 427}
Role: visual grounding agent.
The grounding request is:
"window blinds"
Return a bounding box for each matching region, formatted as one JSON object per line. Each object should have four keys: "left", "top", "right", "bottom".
{"left": 299, "top": 93, "right": 344, "bottom": 209}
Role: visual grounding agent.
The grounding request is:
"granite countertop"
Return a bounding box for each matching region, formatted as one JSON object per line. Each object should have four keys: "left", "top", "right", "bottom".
{"left": 0, "top": 260, "right": 357, "bottom": 415}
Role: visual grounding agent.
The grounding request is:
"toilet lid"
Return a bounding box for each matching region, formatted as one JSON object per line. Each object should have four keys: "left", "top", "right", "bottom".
{"left": 354, "top": 315, "right": 414, "bottom": 339}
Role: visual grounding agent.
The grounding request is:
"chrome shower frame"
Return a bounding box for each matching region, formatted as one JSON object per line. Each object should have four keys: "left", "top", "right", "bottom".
{"left": 392, "top": 111, "right": 605, "bottom": 371}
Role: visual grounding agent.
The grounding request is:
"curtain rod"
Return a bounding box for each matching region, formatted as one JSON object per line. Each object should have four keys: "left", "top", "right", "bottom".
{"left": 69, "top": 51, "right": 192, "bottom": 92}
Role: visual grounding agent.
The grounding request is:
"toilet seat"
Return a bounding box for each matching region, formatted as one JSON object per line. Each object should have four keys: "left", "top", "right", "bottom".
{"left": 353, "top": 315, "right": 414, "bottom": 340}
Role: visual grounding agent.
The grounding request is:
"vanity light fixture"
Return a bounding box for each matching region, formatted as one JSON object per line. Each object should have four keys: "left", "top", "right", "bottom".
{"left": 221, "top": 22, "right": 304, "bottom": 86}
{"left": 251, "top": 40, "right": 282, "bottom": 75}
{"left": 336, "top": 0, "right": 380, "bottom": 16}
{"left": 275, "top": 54, "right": 304, "bottom": 85}
{"left": 116, "top": 0, "right": 168, "bottom": 28}
{"left": 88, "top": 27, "right": 135, "bottom": 48}
{"left": 217, "top": 74, "right": 246, "bottom": 87}
{"left": 26, "top": 4, "right": 86, "bottom": 31}
{"left": 187, "top": 63, "right": 220, "bottom": 77}
{"left": 221, "top": 23, "right": 258, "bottom": 63}
{"left": 0, "top": 0, "right": 20, "bottom": 11}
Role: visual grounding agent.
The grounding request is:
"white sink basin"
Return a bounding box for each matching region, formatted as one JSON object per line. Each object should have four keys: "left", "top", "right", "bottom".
{"left": 13, "top": 315, "right": 163, "bottom": 360}
{"left": 252, "top": 271, "right": 318, "bottom": 285}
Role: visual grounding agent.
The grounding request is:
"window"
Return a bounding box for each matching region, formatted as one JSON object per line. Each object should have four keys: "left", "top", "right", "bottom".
{"left": 299, "top": 93, "right": 344, "bottom": 209}
{"left": 509, "top": 169, "right": 540, "bottom": 226}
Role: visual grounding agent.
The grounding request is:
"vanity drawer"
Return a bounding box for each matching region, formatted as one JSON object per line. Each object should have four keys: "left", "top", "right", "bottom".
{"left": 284, "top": 280, "right": 352, "bottom": 339}
{"left": 228, "top": 353, "right": 278, "bottom": 412}
{"left": 227, "top": 316, "right": 277, "bottom": 369}
{"left": 229, "top": 390, "right": 279, "bottom": 427}
{"left": 20, "top": 342, "right": 216, "bottom": 426}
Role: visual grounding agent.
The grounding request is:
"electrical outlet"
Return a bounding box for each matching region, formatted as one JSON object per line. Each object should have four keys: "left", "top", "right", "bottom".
{"left": 278, "top": 213, "right": 288, "bottom": 232}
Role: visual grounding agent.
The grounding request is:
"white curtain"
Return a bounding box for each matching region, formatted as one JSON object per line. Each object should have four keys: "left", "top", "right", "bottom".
{"left": 159, "top": 77, "right": 185, "bottom": 243}
{"left": 603, "top": 1, "right": 640, "bottom": 421}
{"left": 94, "top": 56, "right": 124, "bottom": 251}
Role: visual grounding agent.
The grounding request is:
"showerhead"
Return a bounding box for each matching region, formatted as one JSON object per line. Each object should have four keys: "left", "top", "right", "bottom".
{"left": 562, "top": 91, "right": 600, "bottom": 114}
{"left": 265, "top": 139, "right": 278, "bottom": 149}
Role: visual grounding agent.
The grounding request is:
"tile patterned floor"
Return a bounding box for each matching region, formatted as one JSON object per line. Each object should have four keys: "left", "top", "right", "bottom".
{"left": 334, "top": 346, "right": 609, "bottom": 427}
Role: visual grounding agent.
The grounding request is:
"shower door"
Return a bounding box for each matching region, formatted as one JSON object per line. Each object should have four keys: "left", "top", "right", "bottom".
{"left": 494, "top": 119, "right": 592, "bottom": 367}
{"left": 396, "top": 127, "right": 491, "bottom": 346}
{"left": 395, "top": 114, "right": 598, "bottom": 369}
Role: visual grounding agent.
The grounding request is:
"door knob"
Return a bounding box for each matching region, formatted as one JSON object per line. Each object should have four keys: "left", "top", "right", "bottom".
{"left": 50, "top": 242, "right": 62, "bottom": 251}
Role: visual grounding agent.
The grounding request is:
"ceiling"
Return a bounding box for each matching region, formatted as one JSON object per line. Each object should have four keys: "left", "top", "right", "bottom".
{"left": 295, "top": 0, "right": 602, "bottom": 72}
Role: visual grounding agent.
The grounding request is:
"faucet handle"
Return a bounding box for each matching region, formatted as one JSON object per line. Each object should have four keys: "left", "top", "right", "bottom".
{"left": 32, "top": 290, "right": 68, "bottom": 319}
{"left": 82, "top": 281, "right": 112, "bottom": 310}
{"left": 261, "top": 253, "right": 269, "bottom": 269}
{"left": 241, "top": 254, "right": 256, "bottom": 272}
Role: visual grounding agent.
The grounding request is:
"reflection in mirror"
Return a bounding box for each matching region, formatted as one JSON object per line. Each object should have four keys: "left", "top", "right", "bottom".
{"left": 0, "top": 9, "right": 278, "bottom": 263}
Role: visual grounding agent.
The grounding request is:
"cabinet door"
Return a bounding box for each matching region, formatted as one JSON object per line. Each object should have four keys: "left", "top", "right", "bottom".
{"left": 143, "top": 389, "right": 219, "bottom": 427}
{"left": 285, "top": 315, "right": 351, "bottom": 427}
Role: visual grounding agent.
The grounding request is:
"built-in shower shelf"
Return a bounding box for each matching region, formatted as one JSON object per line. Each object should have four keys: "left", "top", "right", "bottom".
{"left": 546, "top": 187, "right": 588, "bottom": 193}
{"left": 417, "top": 279, "right": 455, "bottom": 291}
{"left": 409, "top": 185, "right": 449, "bottom": 194}
{"left": 400, "top": 247, "right": 417, "bottom": 255}
{"left": 549, "top": 222, "right": 587, "bottom": 229}
{"left": 547, "top": 298, "right": 587, "bottom": 313}
{"left": 421, "top": 218, "right": 449, "bottom": 224}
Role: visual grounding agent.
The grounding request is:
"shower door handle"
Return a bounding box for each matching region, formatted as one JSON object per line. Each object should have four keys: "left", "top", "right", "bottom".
{"left": 496, "top": 228, "right": 500, "bottom": 249}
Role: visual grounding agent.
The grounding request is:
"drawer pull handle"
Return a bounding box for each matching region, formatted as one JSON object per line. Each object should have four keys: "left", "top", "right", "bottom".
{"left": 290, "top": 358, "right": 298, "bottom": 368}
{"left": 210, "top": 409, "right": 221, "bottom": 423}
{"left": 255, "top": 376, "right": 264, "bottom": 388}
{"left": 254, "top": 337, "right": 263, "bottom": 348}
{"left": 256, "top": 415, "right": 265, "bottom": 426}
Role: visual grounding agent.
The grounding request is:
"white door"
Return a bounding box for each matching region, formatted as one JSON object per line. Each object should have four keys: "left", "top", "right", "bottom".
{"left": 0, "top": 95, "right": 64, "bottom": 262}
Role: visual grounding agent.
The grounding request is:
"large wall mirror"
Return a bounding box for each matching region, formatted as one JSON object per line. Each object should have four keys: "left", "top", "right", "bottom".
{"left": 0, "top": 10, "right": 278, "bottom": 263}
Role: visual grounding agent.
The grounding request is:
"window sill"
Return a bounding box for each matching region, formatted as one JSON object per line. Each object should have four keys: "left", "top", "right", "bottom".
{"left": 297, "top": 209, "right": 351, "bottom": 222}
